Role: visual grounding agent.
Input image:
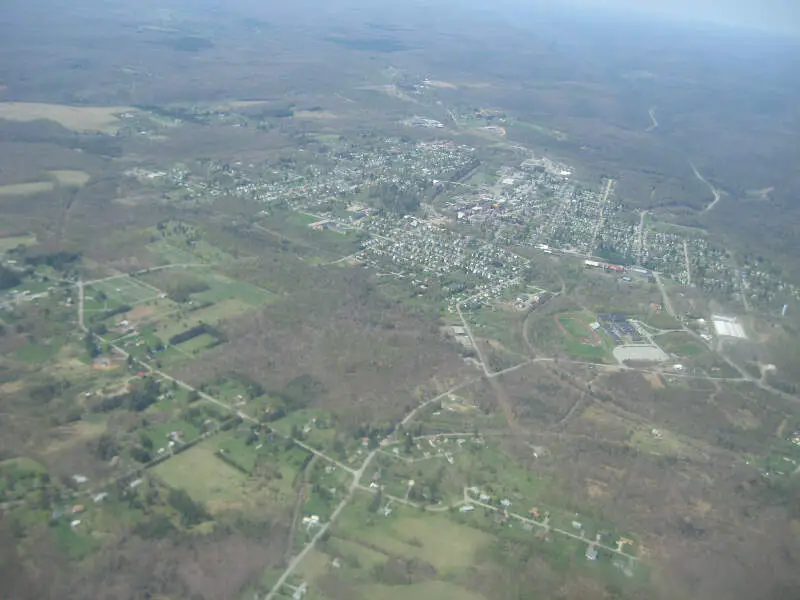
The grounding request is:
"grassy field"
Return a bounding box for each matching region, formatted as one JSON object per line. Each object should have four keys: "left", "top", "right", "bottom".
{"left": 0, "top": 234, "right": 36, "bottom": 251}
{"left": 13, "top": 337, "right": 64, "bottom": 364}
{"left": 654, "top": 332, "right": 708, "bottom": 357}
{"left": 48, "top": 170, "right": 91, "bottom": 187}
{"left": 176, "top": 332, "right": 219, "bottom": 353}
{"left": 148, "top": 240, "right": 206, "bottom": 265}
{"left": 155, "top": 298, "right": 253, "bottom": 340}
{"left": 555, "top": 313, "right": 599, "bottom": 342}
{"left": 0, "top": 102, "right": 133, "bottom": 133}
{"left": 190, "top": 270, "right": 275, "bottom": 305}
{"left": 0, "top": 181, "right": 55, "bottom": 197}
{"left": 461, "top": 306, "right": 528, "bottom": 357}
{"left": 153, "top": 443, "right": 250, "bottom": 506}
{"left": 358, "top": 582, "right": 486, "bottom": 600}
{"left": 90, "top": 278, "right": 159, "bottom": 305}
{"left": 334, "top": 495, "right": 493, "bottom": 572}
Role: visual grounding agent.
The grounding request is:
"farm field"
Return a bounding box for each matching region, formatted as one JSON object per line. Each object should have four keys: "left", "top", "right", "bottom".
{"left": 0, "top": 102, "right": 133, "bottom": 133}
{"left": 48, "top": 170, "right": 91, "bottom": 187}
{"left": 0, "top": 181, "right": 55, "bottom": 196}
{"left": 0, "top": 234, "right": 36, "bottom": 251}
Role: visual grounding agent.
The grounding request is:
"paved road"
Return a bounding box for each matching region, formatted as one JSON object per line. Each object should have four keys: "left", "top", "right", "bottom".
{"left": 264, "top": 446, "right": 379, "bottom": 600}
{"left": 589, "top": 179, "right": 615, "bottom": 252}
{"left": 466, "top": 491, "right": 637, "bottom": 560}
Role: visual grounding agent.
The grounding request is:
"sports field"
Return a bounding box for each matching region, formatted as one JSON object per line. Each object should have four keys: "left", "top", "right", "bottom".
{"left": 554, "top": 313, "right": 600, "bottom": 343}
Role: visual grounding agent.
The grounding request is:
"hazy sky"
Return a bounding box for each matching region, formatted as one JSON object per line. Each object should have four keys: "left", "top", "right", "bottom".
{"left": 563, "top": 0, "right": 800, "bottom": 36}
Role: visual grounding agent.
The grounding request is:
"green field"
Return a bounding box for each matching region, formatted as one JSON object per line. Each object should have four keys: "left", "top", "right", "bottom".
{"left": 334, "top": 495, "right": 493, "bottom": 572}
{"left": 13, "top": 338, "right": 64, "bottom": 363}
{"left": 358, "top": 581, "right": 486, "bottom": 600}
{"left": 155, "top": 298, "right": 252, "bottom": 340}
{"left": 0, "top": 234, "right": 36, "bottom": 252}
{"left": 654, "top": 332, "right": 707, "bottom": 357}
{"left": 189, "top": 270, "right": 275, "bottom": 305}
{"left": 153, "top": 443, "right": 249, "bottom": 505}
{"left": 176, "top": 332, "right": 219, "bottom": 353}
{"left": 90, "top": 277, "right": 158, "bottom": 305}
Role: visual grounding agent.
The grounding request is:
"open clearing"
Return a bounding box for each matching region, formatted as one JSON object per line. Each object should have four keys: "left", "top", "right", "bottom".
{"left": 358, "top": 582, "right": 486, "bottom": 600}
{"left": 336, "top": 502, "right": 492, "bottom": 571}
{"left": 153, "top": 444, "right": 249, "bottom": 508}
{"left": 0, "top": 181, "right": 55, "bottom": 197}
{"left": 156, "top": 298, "right": 253, "bottom": 340}
{"left": 555, "top": 313, "right": 600, "bottom": 343}
{"left": 0, "top": 234, "right": 36, "bottom": 251}
{"left": 48, "top": 170, "right": 91, "bottom": 187}
{"left": 90, "top": 278, "right": 159, "bottom": 305}
{"left": 0, "top": 102, "right": 133, "bottom": 133}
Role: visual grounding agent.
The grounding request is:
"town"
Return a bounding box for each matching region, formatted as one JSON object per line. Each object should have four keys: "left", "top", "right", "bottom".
{"left": 124, "top": 134, "right": 796, "bottom": 316}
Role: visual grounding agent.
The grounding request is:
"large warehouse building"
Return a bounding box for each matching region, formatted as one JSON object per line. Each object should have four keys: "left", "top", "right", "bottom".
{"left": 712, "top": 315, "right": 747, "bottom": 339}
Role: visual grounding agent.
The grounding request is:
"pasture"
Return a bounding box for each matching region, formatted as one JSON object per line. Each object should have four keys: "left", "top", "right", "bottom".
{"left": 358, "top": 582, "right": 486, "bottom": 600}
{"left": 153, "top": 443, "right": 250, "bottom": 507}
{"left": 334, "top": 496, "right": 493, "bottom": 572}
{"left": 89, "top": 277, "right": 160, "bottom": 306}
{"left": 0, "top": 181, "right": 54, "bottom": 197}
{"left": 48, "top": 170, "right": 91, "bottom": 187}
{"left": 0, "top": 234, "right": 36, "bottom": 252}
{"left": 0, "top": 102, "right": 133, "bottom": 133}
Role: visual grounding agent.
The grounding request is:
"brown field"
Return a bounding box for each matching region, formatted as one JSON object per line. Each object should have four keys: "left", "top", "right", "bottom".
{"left": 0, "top": 102, "right": 133, "bottom": 133}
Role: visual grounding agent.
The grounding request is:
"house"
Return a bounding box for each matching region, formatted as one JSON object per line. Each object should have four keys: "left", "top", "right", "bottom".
{"left": 460, "top": 505, "right": 475, "bottom": 513}
{"left": 93, "top": 492, "right": 109, "bottom": 503}
{"left": 71, "top": 505, "right": 85, "bottom": 514}
{"left": 70, "top": 520, "right": 81, "bottom": 529}
{"left": 72, "top": 474, "right": 88, "bottom": 485}
{"left": 500, "top": 499, "right": 511, "bottom": 508}
{"left": 529, "top": 507, "right": 541, "bottom": 519}
{"left": 586, "top": 547, "right": 598, "bottom": 561}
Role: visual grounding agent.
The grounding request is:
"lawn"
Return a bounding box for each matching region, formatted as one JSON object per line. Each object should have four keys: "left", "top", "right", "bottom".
{"left": 335, "top": 496, "right": 492, "bottom": 572}
{"left": 214, "top": 430, "right": 262, "bottom": 473}
{"left": 53, "top": 520, "right": 97, "bottom": 560}
{"left": 153, "top": 443, "right": 249, "bottom": 506}
{"left": 0, "top": 234, "right": 36, "bottom": 252}
{"left": 188, "top": 270, "right": 275, "bottom": 306}
{"left": 90, "top": 277, "right": 159, "bottom": 305}
{"left": 141, "top": 418, "right": 201, "bottom": 452}
{"left": 325, "top": 536, "right": 388, "bottom": 570}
